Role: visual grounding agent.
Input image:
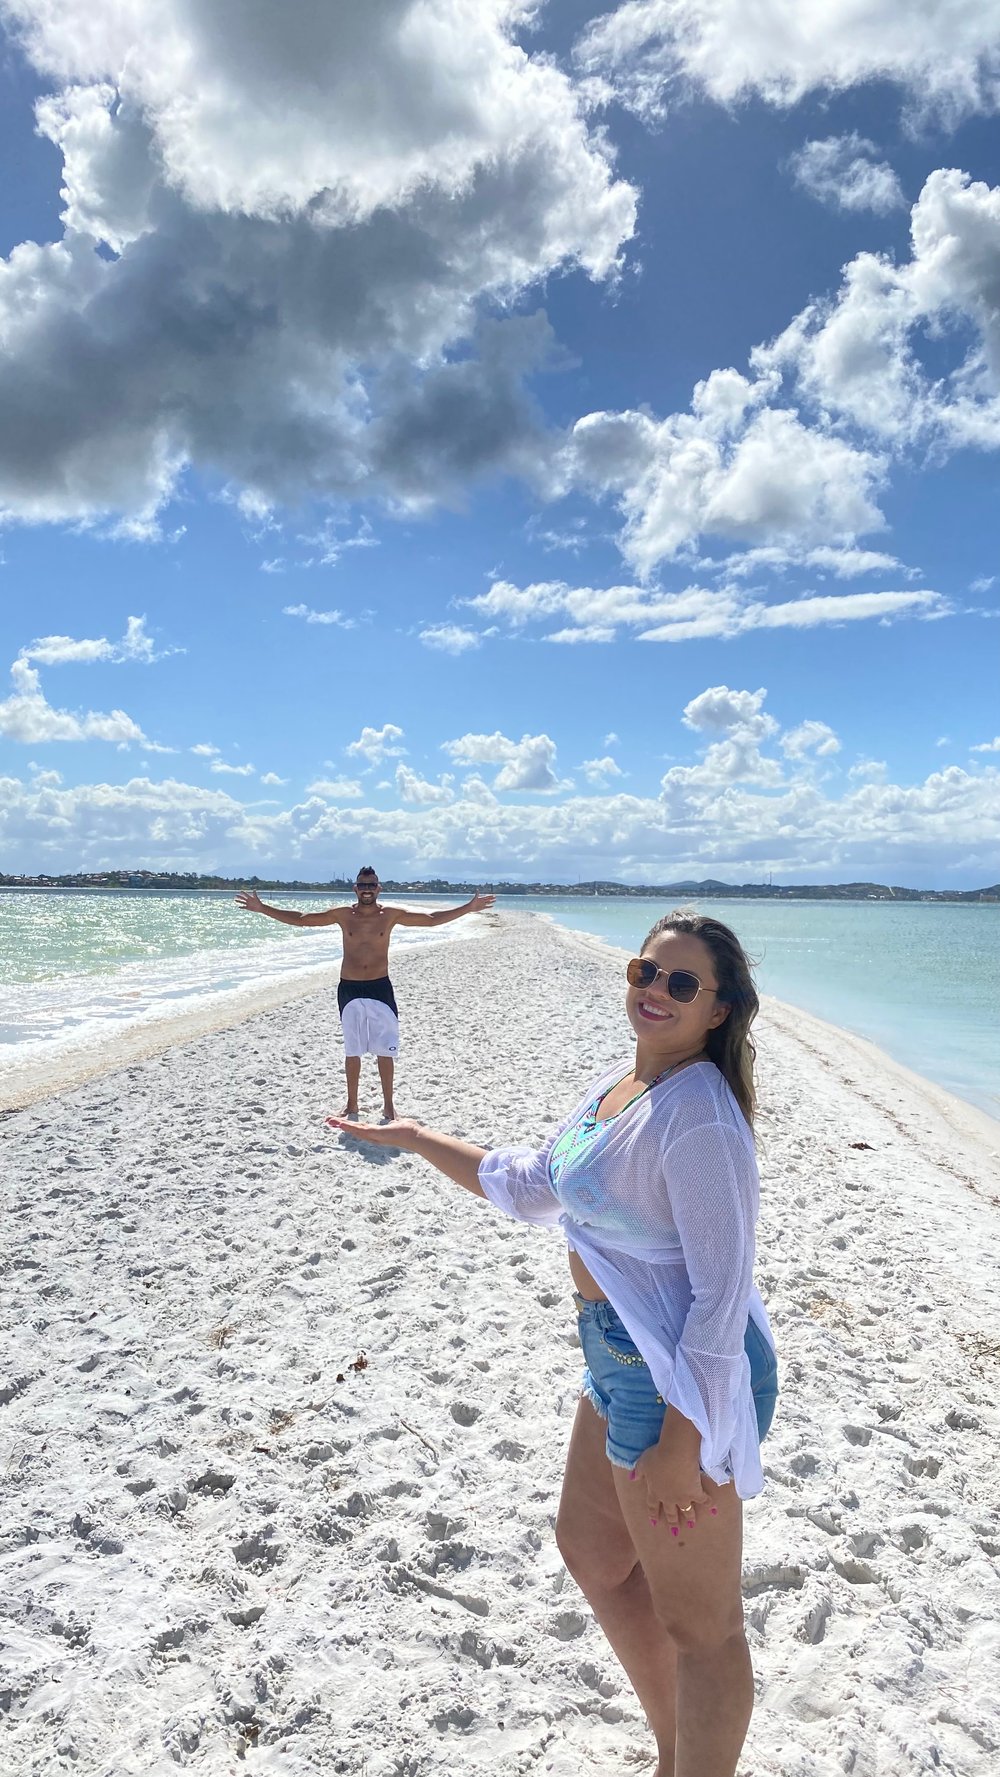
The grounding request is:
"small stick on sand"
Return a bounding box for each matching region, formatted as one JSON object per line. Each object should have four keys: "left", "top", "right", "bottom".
{"left": 396, "top": 1415, "right": 439, "bottom": 1460}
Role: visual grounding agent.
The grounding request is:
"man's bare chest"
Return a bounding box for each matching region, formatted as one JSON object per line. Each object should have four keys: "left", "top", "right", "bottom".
{"left": 344, "top": 920, "right": 390, "bottom": 947}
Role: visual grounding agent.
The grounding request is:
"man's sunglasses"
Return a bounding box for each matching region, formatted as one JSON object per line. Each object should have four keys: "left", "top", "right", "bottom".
{"left": 626, "top": 956, "right": 719, "bottom": 1004}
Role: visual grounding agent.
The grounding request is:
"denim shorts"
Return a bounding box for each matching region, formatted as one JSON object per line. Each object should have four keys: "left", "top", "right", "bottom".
{"left": 575, "top": 1293, "right": 779, "bottom": 1471}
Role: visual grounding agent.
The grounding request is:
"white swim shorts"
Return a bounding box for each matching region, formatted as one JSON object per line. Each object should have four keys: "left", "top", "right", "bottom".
{"left": 337, "top": 977, "right": 400, "bottom": 1058}
{"left": 340, "top": 996, "right": 400, "bottom": 1058}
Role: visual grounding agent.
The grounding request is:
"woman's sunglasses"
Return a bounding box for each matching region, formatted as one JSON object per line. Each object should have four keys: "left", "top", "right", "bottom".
{"left": 626, "top": 956, "right": 719, "bottom": 1004}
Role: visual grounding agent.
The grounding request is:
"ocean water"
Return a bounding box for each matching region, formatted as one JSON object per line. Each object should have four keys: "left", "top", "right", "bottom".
{"left": 518, "top": 895, "right": 1000, "bottom": 1122}
{"left": 0, "top": 889, "right": 471, "bottom": 1068}
{"left": 1, "top": 889, "right": 998, "bottom": 1121}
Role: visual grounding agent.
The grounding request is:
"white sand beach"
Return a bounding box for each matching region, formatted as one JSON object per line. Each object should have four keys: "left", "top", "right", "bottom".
{"left": 2, "top": 910, "right": 1000, "bottom": 1777}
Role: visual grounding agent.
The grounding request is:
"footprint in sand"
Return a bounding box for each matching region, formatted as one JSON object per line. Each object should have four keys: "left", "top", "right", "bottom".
{"left": 742, "top": 1562, "right": 806, "bottom": 1596}
{"left": 904, "top": 1452, "right": 942, "bottom": 1477}
{"left": 797, "top": 1594, "right": 833, "bottom": 1644}
{"left": 425, "top": 1509, "right": 466, "bottom": 1541}
{"left": 232, "top": 1531, "right": 282, "bottom": 1573}
{"left": 450, "top": 1402, "right": 481, "bottom": 1426}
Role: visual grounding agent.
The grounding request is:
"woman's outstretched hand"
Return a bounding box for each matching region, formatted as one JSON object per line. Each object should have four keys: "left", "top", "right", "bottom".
{"left": 325, "top": 1116, "right": 421, "bottom": 1149}
{"left": 324, "top": 1118, "right": 487, "bottom": 1197}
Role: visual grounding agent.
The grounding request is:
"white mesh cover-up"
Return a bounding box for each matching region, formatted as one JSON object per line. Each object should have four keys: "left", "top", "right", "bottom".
{"left": 478, "top": 1058, "right": 775, "bottom": 1498}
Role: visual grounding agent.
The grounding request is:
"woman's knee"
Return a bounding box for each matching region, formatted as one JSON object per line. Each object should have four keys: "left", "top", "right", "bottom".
{"left": 648, "top": 1591, "right": 745, "bottom": 1654}
{"left": 556, "top": 1514, "right": 635, "bottom": 1592}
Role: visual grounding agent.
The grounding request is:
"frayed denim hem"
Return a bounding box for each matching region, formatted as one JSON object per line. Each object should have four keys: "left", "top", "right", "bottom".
{"left": 580, "top": 1377, "right": 609, "bottom": 1421}
{"left": 580, "top": 1380, "right": 639, "bottom": 1469}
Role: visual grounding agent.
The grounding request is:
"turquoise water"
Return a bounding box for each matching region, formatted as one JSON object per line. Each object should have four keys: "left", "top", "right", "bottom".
{"left": 1, "top": 888, "right": 998, "bottom": 1120}
{"left": 515, "top": 895, "right": 1000, "bottom": 1122}
{"left": 0, "top": 889, "right": 466, "bottom": 1058}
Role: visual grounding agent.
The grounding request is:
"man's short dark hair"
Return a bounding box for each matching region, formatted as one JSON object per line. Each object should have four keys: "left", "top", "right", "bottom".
{"left": 356, "top": 865, "right": 378, "bottom": 879}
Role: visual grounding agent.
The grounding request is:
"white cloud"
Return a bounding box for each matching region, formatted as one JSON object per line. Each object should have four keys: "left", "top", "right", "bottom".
{"left": 418, "top": 624, "right": 482, "bottom": 654}
{"left": 0, "top": 0, "right": 635, "bottom": 528}
{"left": 664, "top": 684, "right": 786, "bottom": 793}
{"left": 788, "top": 135, "right": 905, "bottom": 214}
{"left": 466, "top": 575, "right": 947, "bottom": 645}
{"left": 395, "top": 764, "right": 455, "bottom": 804}
{"left": 716, "top": 544, "right": 910, "bottom": 580}
{"left": 971, "top": 736, "right": 1000, "bottom": 752}
{"left": 782, "top": 720, "right": 841, "bottom": 759}
{"left": 21, "top": 633, "right": 115, "bottom": 666}
{"left": 210, "top": 759, "right": 255, "bottom": 777}
{"left": 604, "top": 732, "right": 620, "bottom": 747}
{"left": 345, "top": 723, "right": 406, "bottom": 765}
{"left": 547, "top": 624, "right": 618, "bottom": 644}
{"left": 307, "top": 776, "right": 364, "bottom": 799}
{"left": 20, "top": 613, "right": 165, "bottom": 666}
{"left": 574, "top": 1, "right": 1000, "bottom": 126}
{"left": 849, "top": 759, "right": 888, "bottom": 782}
{"left": 191, "top": 742, "right": 220, "bottom": 756}
{"left": 296, "top": 516, "right": 379, "bottom": 569}
{"left": 561, "top": 385, "right": 887, "bottom": 574}
{"left": 283, "top": 603, "right": 355, "bottom": 628}
{"left": 753, "top": 169, "right": 1000, "bottom": 455}
{"left": 259, "top": 771, "right": 287, "bottom": 786}
{"left": 581, "top": 755, "right": 625, "bottom": 784}
{"left": 735, "top": 590, "right": 944, "bottom": 632}
{"left": 441, "top": 728, "right": 564, "bottom": 792}
{"left": 970, "top": 575, "right": 996, "bottom": 593}
{"left": 3, "top": 716, "right": 999, "bottom": 884}
{"left": 0, "top": 656, "right": 152, "bottom": 747}
{"left": 682, "top": 685, "right": 773, "bottom": 735}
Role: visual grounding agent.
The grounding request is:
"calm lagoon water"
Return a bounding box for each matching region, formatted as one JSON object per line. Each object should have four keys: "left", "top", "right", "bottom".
{"left": 519, "top": 895, "right": 1000, "bottom": 1122}
{"left": 1, "top": 888, "right": 998, "bottom": 1121}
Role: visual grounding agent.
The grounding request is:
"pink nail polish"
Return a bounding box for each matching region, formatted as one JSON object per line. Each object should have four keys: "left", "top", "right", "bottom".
{"left": 687, "top": 1519, "right": 695, "bottom": 1527}
{"left": 650, "top": 1517, "right": 657, "bottom": 1527}
{"left": 670, "top": 1526, "right": 679, "bottom": 1537}
{"left": 710, "top": 1507, "right": 718, "bottom": 1516}
{"left": 629, "top": 1469, "right": 636, "bottom": 1480}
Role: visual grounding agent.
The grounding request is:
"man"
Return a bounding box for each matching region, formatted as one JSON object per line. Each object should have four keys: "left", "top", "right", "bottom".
{"left": 236, "top": 868, "right": 494, "bottom": 1119}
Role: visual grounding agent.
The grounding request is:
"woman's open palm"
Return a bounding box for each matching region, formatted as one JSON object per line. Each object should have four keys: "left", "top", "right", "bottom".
{"left": 325, "top": 1115, "right": 418, "bottom": 1148}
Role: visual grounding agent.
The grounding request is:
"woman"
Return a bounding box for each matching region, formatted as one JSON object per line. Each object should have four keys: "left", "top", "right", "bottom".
{"left": 326, "top": 910, "right": 778, "bottom": 1777}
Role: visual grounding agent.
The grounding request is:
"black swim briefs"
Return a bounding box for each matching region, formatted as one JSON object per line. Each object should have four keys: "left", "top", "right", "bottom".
{"left": 337, "top": 975, "right": 398, "bottom": 1017}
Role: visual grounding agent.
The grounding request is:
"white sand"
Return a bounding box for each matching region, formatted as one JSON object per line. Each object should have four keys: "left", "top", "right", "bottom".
{"left": 2, "top": 911, "right": 999, "bottom": 1777}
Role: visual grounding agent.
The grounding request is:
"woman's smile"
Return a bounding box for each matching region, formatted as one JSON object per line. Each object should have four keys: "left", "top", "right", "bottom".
{"left": 636, "top": 998, "right": 672, "bottom": 1023}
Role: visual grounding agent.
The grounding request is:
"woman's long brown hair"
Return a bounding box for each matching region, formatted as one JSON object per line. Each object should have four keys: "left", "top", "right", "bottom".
{"left": 642, "top": 909, "right": 759, "bottom": 1129}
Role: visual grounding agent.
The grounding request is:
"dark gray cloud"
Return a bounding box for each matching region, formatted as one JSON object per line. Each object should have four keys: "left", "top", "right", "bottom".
{"left": 0, "top": 0, "right": 636, "bottom": 526}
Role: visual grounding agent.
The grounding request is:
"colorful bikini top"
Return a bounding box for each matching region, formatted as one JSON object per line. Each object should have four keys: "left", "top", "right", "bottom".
{"left": 548, "top": 1061, "right": 690, "bottom": 1186}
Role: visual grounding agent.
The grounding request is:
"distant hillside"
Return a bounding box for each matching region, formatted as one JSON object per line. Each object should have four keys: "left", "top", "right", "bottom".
{"left": 2, "top": 871, "right": 998, "bottom": 903}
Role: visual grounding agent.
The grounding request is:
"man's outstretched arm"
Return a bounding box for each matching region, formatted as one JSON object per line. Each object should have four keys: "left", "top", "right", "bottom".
{"left": 235, "top": 890, "right": 345, "bottom": 928}
{"left": 391, "top": 891, "right": 495, "bottom": 928}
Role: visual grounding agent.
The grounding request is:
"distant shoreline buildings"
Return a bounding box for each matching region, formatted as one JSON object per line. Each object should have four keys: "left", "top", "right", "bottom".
{"left": 1, "top": 870, "right": 997, "bottom": 903}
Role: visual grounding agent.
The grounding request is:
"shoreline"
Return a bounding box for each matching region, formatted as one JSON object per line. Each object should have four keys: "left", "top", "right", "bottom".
{"left": 539, "top": 914, "right": 1000, "bottom": 1157}
{"left": 2, "top": 909, "right": 998, "bottom": 1147}
{"left": 0, "top": 922, "right": 480, "bottom": 1114}
{"left": 3, "top": 912, "right": 999, "bottom": 1775}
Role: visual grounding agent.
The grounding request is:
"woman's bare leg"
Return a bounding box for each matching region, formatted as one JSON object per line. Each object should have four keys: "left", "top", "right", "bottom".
{"left": 556, "top": 1399, "right": 679, "bottom": 1775}
{"left": 612, "top": 1465, "right": 753, "bottom": 1777}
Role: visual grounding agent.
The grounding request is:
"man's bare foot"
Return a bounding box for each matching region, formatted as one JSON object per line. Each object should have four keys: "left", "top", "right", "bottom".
{"left": 380, "top": 1105, "right": 396, "bottom": 1123}
{"left": 340, "top": 1104, "right": 359, "bottom": 1120}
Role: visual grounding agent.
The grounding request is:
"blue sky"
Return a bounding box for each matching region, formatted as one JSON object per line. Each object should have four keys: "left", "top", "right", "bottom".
{"left": 0, "top": 1, "right": 998, "bottom": 886}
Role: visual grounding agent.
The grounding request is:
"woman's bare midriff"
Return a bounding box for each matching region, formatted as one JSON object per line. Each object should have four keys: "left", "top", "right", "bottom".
{"left": 569, "top": 1248, "right": 607, "bottom": 1301}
